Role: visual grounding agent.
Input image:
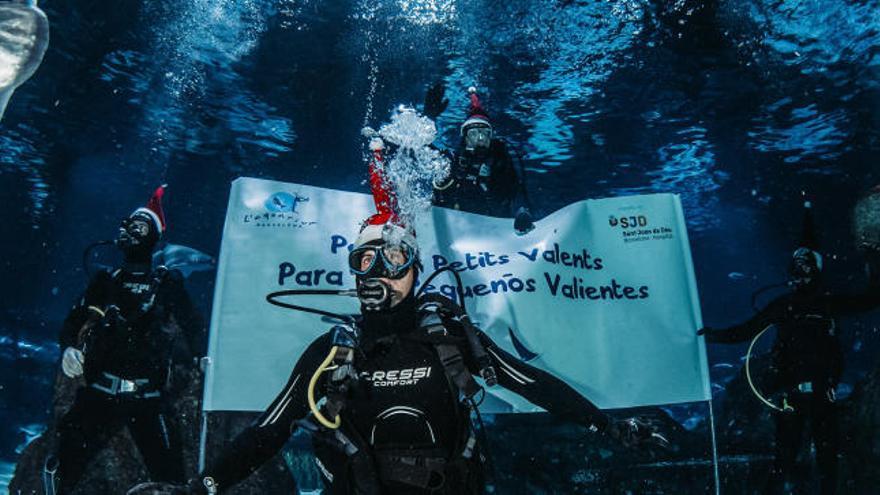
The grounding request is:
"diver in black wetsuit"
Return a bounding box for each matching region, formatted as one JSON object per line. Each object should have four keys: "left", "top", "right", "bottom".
{"left": 49, "top": 186, "right": 205, "bottom": 494}
{"left": 423, "top": 83, "right": 535, "bottom": 235}
{"left": 150, "top": 210, "right": 664, "bottom": 495}
{"left": 700, "top": 203, "right": 880, "bottom": 495}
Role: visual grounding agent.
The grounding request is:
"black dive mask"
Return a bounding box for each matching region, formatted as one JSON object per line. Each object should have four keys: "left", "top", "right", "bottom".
{"left": 790, "top": 248, "right": 821, "bottom": 288}
{"left": 349, "top": 242, "right": 416, "bottom": 280}
{"left": 464, "top": 125, "right": 492, "bottom": 152}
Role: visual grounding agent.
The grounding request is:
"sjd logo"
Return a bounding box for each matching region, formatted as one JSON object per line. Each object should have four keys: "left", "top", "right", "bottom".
{"left": 609, "top": 215, "right": 648, "bottom": 229}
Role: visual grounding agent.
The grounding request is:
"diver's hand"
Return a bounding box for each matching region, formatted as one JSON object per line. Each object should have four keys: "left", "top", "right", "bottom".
{"left": 61, "top": 347, "right": 85, "bottom": 378}
{"left": 607, "top": 417, "right": 671, "bottom": 450}
{"left": 423, "top": 81, "right": 448, "bottom": 120}
{"left": 514, "top": 207, "right": 535, "bottom": 235}
{"left": 825, "top": 381, "right": 838, "bottom": 403}
{"left": 697, "top": 327, "right": 722, "bottom": 343}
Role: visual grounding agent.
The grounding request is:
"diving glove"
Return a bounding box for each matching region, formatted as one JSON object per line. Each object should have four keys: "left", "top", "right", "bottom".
{"left": 514, "top": 207, "right": 534, "bottom": 235}
{"left": 696, "top": 326, "right": 717, "bottom": 339}
{"left": 608, "top": 417, "right": 671, "bottom": 449}
{"left": 423, "top": 81, "right": 448, "bottom": 120}
{"left": 61, "top": 347, "right": 85, "bottom": 378}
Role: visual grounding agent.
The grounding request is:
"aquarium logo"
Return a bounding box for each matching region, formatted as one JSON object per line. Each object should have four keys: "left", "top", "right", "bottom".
{"left": 265, "top": 191, "right": 309, "bottom": 213}
{"left": 608, "top": 215, "right": 648, "bottom": 229}
{"left": 241, "top": 191, "right": 316, "bottom": 229}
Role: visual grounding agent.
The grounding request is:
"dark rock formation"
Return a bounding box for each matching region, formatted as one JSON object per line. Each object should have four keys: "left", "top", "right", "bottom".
{"left": 839, "top": 363, "right": 880, "bottom": 493}
{"left": 9, "top": 366, "right": 296, "bottom": 494}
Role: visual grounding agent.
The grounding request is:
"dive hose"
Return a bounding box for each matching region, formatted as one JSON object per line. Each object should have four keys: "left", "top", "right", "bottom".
{"left": 308, "top": 345, "right": 343, "bottom": 429}
{"left": 266, "top": 289, "right": 357, "bottom": 323}
{"left": 745, "top": 324, "right": 793, "bottom": 413}
{"left": 266, "top": 289, "right": 359, "bottom": 429}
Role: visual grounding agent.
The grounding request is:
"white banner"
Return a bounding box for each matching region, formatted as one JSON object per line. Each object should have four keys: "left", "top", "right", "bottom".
{"left": 204, "top": 177, "right": 710, "bottom": 412}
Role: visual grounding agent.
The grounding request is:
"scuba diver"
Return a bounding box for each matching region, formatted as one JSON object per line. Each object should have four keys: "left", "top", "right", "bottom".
{"left": 132, "top": 146, "right": 666, "bottom": 495}
{"left": 47, "top": 185, "right": 206, "bottom": 494}
{"left": 423, "top": 83, "right": 535, "bottom": 235}
{"left": 699, "top": 201, "right": 880, "bottom": 495}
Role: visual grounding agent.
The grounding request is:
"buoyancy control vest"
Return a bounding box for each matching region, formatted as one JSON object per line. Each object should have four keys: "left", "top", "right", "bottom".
{"left": 309, "top": 294, "right": 490, "bottom": 495}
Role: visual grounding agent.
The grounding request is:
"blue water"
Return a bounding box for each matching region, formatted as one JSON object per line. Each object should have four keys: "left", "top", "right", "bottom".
{"left": 2, "top": 0, "right": 880, "bottom": 491}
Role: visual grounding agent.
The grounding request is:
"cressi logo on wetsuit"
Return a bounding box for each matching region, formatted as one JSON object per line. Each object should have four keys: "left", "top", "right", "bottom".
{"left": 360, "top": 366, "right": 433, "bottom": 387}
{"left": 121, "top": 280, "right": 152, "bottom": 294}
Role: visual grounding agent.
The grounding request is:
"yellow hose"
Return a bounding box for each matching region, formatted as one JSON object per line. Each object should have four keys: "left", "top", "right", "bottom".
{"left": 87, "top": 306, "right": 106, "bottom": 318}
{"left": 745, "top": 325, "right": 793, "bottom": 413}
{"left": 308, "top": 346, "right": 342, "bottom": 429}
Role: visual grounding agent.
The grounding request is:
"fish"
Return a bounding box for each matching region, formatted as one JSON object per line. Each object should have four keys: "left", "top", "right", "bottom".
{"left": 152, "top": 243, "right": 216, "bottom": 278}
{"left": 0, "top": 1, "right": 50, "bottom": 122}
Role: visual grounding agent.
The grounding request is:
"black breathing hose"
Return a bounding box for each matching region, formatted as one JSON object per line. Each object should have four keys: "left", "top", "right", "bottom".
{"left": 417, "top": 265, "right": 466, "bottom": 302}
{"left": 265, "top": 289, "right": 358, "bottom": 323}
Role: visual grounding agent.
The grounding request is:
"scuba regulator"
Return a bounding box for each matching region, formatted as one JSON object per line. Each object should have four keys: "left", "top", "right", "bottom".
{"left": 266, "top": 265, "right": 500, "bottom": 430}
{"left": 357, "top": 278, "right": 393, "bottom": 312}
{"left": 306, "top": 323, "right": 361, "bottom": 429}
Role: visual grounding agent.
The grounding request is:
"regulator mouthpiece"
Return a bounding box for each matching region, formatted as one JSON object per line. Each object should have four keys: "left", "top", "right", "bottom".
{"left": 358, "top": 278, "right": 392, "bottom": 312}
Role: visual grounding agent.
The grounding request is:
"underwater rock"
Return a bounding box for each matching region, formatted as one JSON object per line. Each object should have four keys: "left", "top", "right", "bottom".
{"left": 9, "top": 366, "right": 296, "bottom": 494}
{"left": 852, "top": 186, "right": 880, "bottom": 252}
{"left": 839, "top": 360, "right": 880, "bottom": 492}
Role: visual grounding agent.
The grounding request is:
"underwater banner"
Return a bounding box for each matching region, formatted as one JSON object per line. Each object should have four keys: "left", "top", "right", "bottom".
{"left": 203, "top": 177, "right": 710, "bottom": 412}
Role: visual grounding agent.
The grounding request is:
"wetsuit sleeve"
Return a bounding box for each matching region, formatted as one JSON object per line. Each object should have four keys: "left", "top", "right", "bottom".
{"left": 162, "top": 270, "right": 207, "bottom": 359}
{"left": 471, "top": 331, "right": 611, "bottom": 433}
{"left": 823, "top": 284, "right": 880, "bottom": 316}
{"left": 200, "top": 333, "right": 331, "bottom": 492}
{"left": 58, "top": 270, "right": 114, "bottom": 349}
{"left": 703, "top": 296, "right": 787, "bottom": 344}
{"left": 490, "top": 141, "right": 518, "bottom": 215}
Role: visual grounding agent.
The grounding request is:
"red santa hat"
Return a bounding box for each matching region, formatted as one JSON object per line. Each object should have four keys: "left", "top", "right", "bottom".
{"left": 355, "top": 145, "right": 417, "bottom": 251}
{"left": 131, "top": 184, "right": 167, "bottom": 235}
{"left": 460, "top": 86, "right": 492, "bottom": 136}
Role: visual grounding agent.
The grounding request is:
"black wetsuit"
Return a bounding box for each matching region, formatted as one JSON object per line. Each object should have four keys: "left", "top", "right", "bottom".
{"left": 704, "top": 284, "right": 880, "bottom": 494}
{"left": 200, "top": 293, "right": 609, "bottom": 494}
{"left": 433, "top": 139, "right": 525, "bottom": 217}
{"left": 55, "top": 264, "right": 204, "bottom": 493}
